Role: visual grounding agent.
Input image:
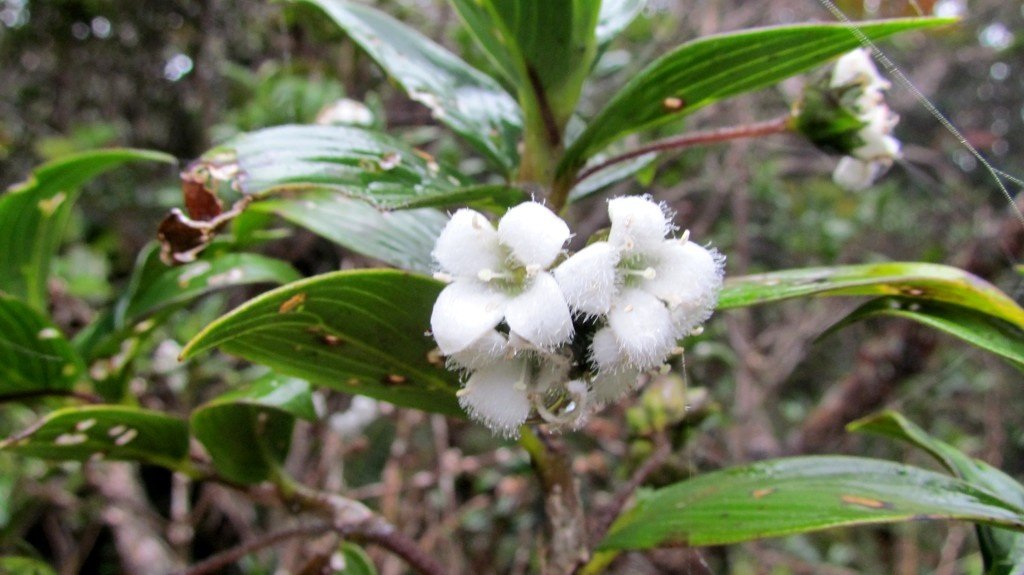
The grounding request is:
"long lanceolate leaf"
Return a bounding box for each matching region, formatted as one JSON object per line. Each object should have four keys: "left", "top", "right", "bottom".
{"left": 850, "top": 412, "right": 1024, "bottom": 575}
{"left": 719, "top": 262, "right": 1024, "bottom": 367}
{"left": 599, "top": 456, "right": 1024, "bottom": 550}
{"left": 0, "top": 149, "right": 175, "bottom": 311}
{"left": 558, "top": 18, "right": 954, "bottom": 176}
{"left": 294, "top": 0, "right": 523, "bottom": 175}
{"left": 182, "top": 270, "right": 461, "bottom": 416}
{"left": 719, "top": 262, "right": 1024, "bottom": 325}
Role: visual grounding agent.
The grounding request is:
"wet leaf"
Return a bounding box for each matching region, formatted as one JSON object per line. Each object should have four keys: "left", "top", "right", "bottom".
{"left": 599, "top": 456, "right": 1024, "bottom": 550}
{"left": 0, "top": 405, "right": 190, "bottom": 470}
{"left": 181, "top": 270, "right": 460, "bottom": 415}
{"left": 191, "top": 374, "right": 315, "bottom": 484}
{"left": 850, "top": 412, "right": 1024, "bottom": 575}
{"left": 0, "top": 295, "right": 85, "bottom": 401}
{"left": 198, "top": 125, "right": 521, "bottom": 210}
{"left": 559, "top": 18, "right": 953, "bottom": 176}
{"left": 0, "top": 149, "right": 175, "bottom": 310}
{"left": 294, "top": 0, "right": 522, "bottom": 174}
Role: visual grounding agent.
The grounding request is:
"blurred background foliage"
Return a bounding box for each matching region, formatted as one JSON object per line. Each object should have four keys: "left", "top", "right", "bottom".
{"left": 1, "top": 0, "right": 1023, "bottom": 573}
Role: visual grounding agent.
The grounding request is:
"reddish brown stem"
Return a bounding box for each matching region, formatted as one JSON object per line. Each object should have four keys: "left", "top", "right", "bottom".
{"left": 573, "top": 115, "right": 792, "bottom": 185}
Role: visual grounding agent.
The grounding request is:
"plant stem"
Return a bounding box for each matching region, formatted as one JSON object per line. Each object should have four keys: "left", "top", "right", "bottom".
{"left": 520, "top": 425, "right": 588, "bottom": 575}
{"left": 572, "top": 114, "right": 794, "bottom": 186}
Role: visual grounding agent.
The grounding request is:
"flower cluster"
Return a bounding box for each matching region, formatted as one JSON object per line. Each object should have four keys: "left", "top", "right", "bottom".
{"left": 430, "top": 197, "right": 724, "bottom": 436}
{"left": 829, "top": 48, "right": 901, "bottom": 191}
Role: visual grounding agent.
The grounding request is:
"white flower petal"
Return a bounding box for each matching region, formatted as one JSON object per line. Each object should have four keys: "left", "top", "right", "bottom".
{"left": 591, "top": 367, "right": 642, "bottom": 404}
{"left": 608, "top": 196, "right": 670, "bottom": 253}
{"left": 449, "top": 330, "right": 509, "bottom": 371}
{"left": 553, "top": 242, "right": 620, "bottom": 316}
{"left": 505, "top": 273, "right": 573, "bottom": 349}
{"left": 497, "top": 202, "right": 570, "bottom": 268}
{"left": 590, "top": 326, "right": 627, "bottom": 372}
{"left": 832, "top": 156, "right": 882, "bottom": 191}
{"left": 459, "top": 359, "right": 531, "bottom": 437}
{"left": 430, "top": 281, "right": 508, "bottom": 355}
{"left": 644, "top": 240, "right": 725, "bottom": 314}
{"left": 607, "top": 288, "right": 676, "bottom": 370}
{"left": 831, "top": 48, "right": 890, "bottom": 91}
{"left": 433, "top": 209, "right": 503, "bottom": 277}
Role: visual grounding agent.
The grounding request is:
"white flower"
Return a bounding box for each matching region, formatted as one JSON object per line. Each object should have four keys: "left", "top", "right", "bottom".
{"left": 830, "top": 48, "right": 890, "bottom": 94}
{"left": 555, "top": 196, "right": 724, "bottom": 374}
{"left": 829, "top": 49, "right": 901, "bottom": 191}
{"left": 316, "top": 98, "right": 375, "bottom": 127}
{"left": 452, "top": 331, "right": 573, "bottom": 437}
{"left": 430, "top": 202, "right": 573, "bottom": 356}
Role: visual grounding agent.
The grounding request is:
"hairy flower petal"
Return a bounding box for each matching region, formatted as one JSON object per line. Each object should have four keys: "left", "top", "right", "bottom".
{"left": 433, "top": 209, "right": 503, "bottom": 277}
{"left": 459, "top": 360, "right": 531, "bottom": 437}
{"left": 554, "top": 242, "right": 620, "bottom": 315}
{"left": 644, "top": 241, "right": 724, "bottom": 312}
{"left": 449, "top": 330, "right": 509, "bottom": 371}
{"left": 591, "top": 368, "right": 642, "bottom": 404}
{"left": 430, "top": 281, "right": 508, "bottom": 355}
{"left": 608, "top": 196, "right": 670, "bottom": 253}
{"left": 607, "top": 288, "right": 675, "bottom": 369}
{"left": 505, "top": 273, "right": 573, "bottom": 349}
{"left": 497, "top": 202, "right": 570, "bottom": 268}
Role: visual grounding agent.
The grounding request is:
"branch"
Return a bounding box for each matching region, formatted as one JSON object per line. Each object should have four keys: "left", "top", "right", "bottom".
{"left": 0, "top": 388, "right": 103, "bottom": 405}
{"left": 181, "top": 523, "right": 333, "bottom": 575}
{"left": 573, "top": 115, "right": 792, "bottom": 185}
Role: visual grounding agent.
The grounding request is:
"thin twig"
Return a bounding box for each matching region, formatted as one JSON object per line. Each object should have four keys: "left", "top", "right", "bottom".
{"left": 590, "top": 432, "right": 672, "bottom": 544}
{"left": 0, "top": 388, "right": 104, "bottom": 405}
{"left": 181, "top": 523, "right": 333, "bottom": 575}
{"left": 573, "top": 115, "right": 792, "bottom": 185}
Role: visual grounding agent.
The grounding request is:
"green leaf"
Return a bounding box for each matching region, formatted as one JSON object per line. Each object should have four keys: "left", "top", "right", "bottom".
{"left": 599, "top": 456, "right": 1024, "bottom": 550}
{"left": 334, "top": 541, "right": 378, "bottom": 575}
{"left": 0, "top": 405, "right": 190, "bottom": 470}
{"left": 252, "top": 192, "right": 446, "bottom": 274}
{"left": 492, "top": 1, "right": 603, "bottom": 128}
{"left": 569, "top": 151, "right": 657, "bottom": 202}
{"left": 0, "top": 557, "right": 57, "bottom": 575}
{"left": 718, "top": 262, "right": 1024, "bottom": 329}
{"left": 191, "top": 374, "right": 315, "bottom": 484}
{"left": 0, "top": 149, "right": 175, "bottom": 310}
{"left": 824, "top": 297, "right": 1024, "bottom": 367}
{"left": 181, "top": 270, "right": 460, "bottom": 416}
{"left": 119, "top": 252, "right": 302, "bottom": 327}
{"left": 559, "top": 18, "right": 953, "bottom": 175}
{"left": 204, "top": 124, "right": 473, "bottom": 208}
{"left": 0, "top": 295, "right": 85, "bottom": 401}
{"left": 850, "top": 412, "right": 1024, "bottom": 575}
{"left": 294, "top": 0, "right": 522, "bottom": 174}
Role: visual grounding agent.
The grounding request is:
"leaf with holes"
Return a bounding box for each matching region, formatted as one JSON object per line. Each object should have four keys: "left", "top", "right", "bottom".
{"left": 117, "top": 252, "right": 302, "bottom": 326}
{"left": 0, "top": 406, "right": 190, "bottom": 470}
{"left": 293, "top": 0, "right": 522, "bottom": 174}
{"left": 850, "top": 411, "right": 1024, "bottom": 575}
{"left": 718, "top": 262, "right": 1024, "bottom": 329}
{"left": 823, "top": 297, "right": 1024, "bottom": 367}
{"left": 0, "top": 295, "right": 85, "bottom": 401}
{"left": 558, "top": 18, "right": 953, "bottom": 176}
{"left": 182, "top": 270, "right": 460, "bottom": 415}
{"left": 191, "top": 374, "right": 316, "bottom": 484}
{"left": 599, "top": 456, "right": 1024, "bottom": 550}
{"left": 0, "top": 149, "right": 175, "bottom": 310}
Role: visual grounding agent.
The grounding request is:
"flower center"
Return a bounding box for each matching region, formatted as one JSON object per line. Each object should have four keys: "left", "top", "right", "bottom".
{"left": 618, "top": 253, "right": 657, "bottom": 287}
